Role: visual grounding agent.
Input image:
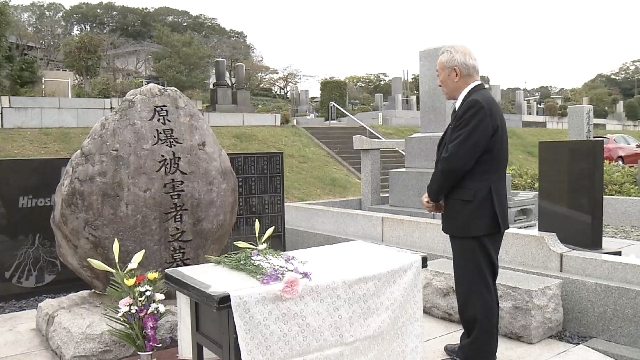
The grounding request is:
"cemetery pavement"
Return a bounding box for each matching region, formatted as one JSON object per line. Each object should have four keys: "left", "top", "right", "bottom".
{"left": 0, "top": 309, "right": 612, "bottom": 359}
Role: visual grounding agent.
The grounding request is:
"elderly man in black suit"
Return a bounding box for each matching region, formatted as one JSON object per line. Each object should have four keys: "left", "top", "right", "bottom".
{"left": 421, "top": 45, "right": 509, "bottom": 360}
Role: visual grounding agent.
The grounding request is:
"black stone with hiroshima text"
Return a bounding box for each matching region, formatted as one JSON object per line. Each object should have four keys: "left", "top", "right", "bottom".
{"left": 0, "top": 158, "right": 88, "bottom": 300}
{"left": 227, "top": 152, "right": 285, "bottom": 252}
{"left": 538, "top": 140, "right": 604, "bottom": 250}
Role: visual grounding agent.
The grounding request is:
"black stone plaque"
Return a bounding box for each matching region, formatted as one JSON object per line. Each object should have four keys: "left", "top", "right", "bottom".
{"left": 227, "top": 152, "right": 285, "bottom": 252}
{"left": 0, "top": 158, "right": 88, "bottom": 299}
{"left": 538, "top": 140, "right": 604, "bottom": 250}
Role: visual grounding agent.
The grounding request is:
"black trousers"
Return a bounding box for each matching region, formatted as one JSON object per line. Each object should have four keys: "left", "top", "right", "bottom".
{"left": 450, "top": 232, "right": 504, "bottom": 360}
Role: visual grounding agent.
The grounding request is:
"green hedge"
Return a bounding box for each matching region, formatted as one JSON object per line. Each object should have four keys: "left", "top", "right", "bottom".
{"left": 508, "top": 162, "right": 640, "bottom": 197}
{"left": 318, "top": 79, "right": 347, "bottom": 119}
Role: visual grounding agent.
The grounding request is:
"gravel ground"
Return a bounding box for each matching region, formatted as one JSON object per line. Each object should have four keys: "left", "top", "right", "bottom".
{"left": 603, "top": 225, "right": 640, "bottom": 241}
{"left": 550, "top": 330, "right": 592, "bottom": 345}
{"left": 0, "top": 292, "right": 73, "bottom": 315}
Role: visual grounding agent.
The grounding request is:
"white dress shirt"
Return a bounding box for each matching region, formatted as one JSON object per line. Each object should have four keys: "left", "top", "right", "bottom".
{"left": 455, "top": 80, "right": 483, "bottom": 110}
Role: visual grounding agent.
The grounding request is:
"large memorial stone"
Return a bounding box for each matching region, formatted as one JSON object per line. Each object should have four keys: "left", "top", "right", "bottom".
{"left": 422, "top": 259, "right": 563, "bottom": 344}
{"left": 51, "top": 84, "right": 238, "bottom": 291}
{"left": 538, "top": 140, "right": 603, "bottom": 250}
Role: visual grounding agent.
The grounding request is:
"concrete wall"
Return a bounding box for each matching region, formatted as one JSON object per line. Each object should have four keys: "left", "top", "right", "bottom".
{"left": 511, "top": 191, "right": 640, "bottom": 228}
{"left": 506, "top": 114, "right": 640, "bottom": 131}
{"left": 284, "top": 199, "right": 640, "bottom": 349}
{"left": 0, "top": 96, "right": 281, "bottom": 128}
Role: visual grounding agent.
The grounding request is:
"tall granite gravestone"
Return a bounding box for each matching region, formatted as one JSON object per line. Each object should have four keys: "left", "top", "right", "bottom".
{"left": 374, "top": 94, "right": 384, "bottom": 111}
{"left": 298, "top": 90, "right": 310, "bottom": 114}
{"left": 515, "top": 90, "right": 526, "bottom": 115}
{"left": 51, "top": 84, "right": 239, "bottom": 291}
{"left": 387, "top": 77, "right": 403, "bottom": 110}
{"left": 211, "top": 59, "right": 235, "bottom": 112}
{"left": 568, "top": 105, "right": 593, "bottom": 140}
{"left": 388, "top": 46, "right": 455, "bottom": 209}
{"left": 538, "top": 140, "right": 604, "bottom": 250}
{"left": 490, "top": 85, "right": 501, "bottom": 103}
{"left": 232, "top": 63, "right": 255, "bottom": 113}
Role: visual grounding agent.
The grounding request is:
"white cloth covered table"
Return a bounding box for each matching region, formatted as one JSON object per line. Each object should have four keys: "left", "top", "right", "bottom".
{"left": 175, "top": 241, "right": 424, "bottom": 360}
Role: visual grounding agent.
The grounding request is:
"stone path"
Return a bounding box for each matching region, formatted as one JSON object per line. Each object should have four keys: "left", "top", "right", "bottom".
{"left": 0, "top": 309, "right": 611, "bottom": 359}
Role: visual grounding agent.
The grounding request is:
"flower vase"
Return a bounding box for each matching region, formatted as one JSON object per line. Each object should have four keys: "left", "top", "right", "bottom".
{"left": 137, "top": 351, "right": 154, "bottom": 360}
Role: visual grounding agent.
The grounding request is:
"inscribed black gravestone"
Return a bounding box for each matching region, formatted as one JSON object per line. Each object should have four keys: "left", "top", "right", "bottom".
{"left": 538, "top": 140, "right": 604, "bottom": 250}
{"left": 227, "top": 152, "right": 285, "bottom": 252}
{"left": 0, "top": 158, "right": 86, "bottom": 299}
{"left": 51, "top": 84, "right": 238, "bottom": 292}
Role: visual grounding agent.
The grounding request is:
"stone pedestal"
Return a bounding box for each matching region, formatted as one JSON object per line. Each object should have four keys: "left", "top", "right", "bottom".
{"left": 211, "top": 87, "right": 232, "bottom": 106}
{"left": 232, "top": 89, "right": 251, "bottom": 107}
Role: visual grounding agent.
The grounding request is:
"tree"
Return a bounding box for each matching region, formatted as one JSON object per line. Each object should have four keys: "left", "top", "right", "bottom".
{"left": 344, "top": 73, "right": 391, "bottom": 97}
{"left": 244, "top": 55, "right": 276, "bottom": 94}
{"left": 12, "top": 1, "right": 71, "bottom": 70}
{"left": 480, "top": 75, "right": 490, "bottom": 85}
{"left": 151, "top": 27, "right": 211, "bottom": 91}
{"left": 0, "top": 0, "right": 12, "bottom": 93}
{"left": 319, "top": 78, "right": 347, "bottom": 118}
{"left": 624, "top": 99, "right": 640, "bottom": 121}
{"left": 543, "top": 101, "right": 558, "bottom": 117}
{"left": 62, "top": 32, "right": 103, "bottom": 92}
{"left": 269, "top": 66, "right": 302, "bottom": 98}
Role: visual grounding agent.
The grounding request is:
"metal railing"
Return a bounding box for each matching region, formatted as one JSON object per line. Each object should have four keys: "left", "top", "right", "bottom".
{"left": 328, "top": 102, "right": 405, "bottom": 155}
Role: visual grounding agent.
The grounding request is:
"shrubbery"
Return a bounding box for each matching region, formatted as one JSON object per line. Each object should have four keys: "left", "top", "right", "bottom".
{"left": 508, "top": 162, "right": 640, "bottom": 197}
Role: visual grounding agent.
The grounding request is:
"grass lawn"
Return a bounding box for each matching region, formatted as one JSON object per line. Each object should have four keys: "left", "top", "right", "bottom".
{"left": 375, "top": 126, "right": 640, "bottom": 170}
{"left": 0, "top": 126, "right": 361, "bottom": 202}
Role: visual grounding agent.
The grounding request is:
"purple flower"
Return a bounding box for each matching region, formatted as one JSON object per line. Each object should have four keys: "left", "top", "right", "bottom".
{"left": 143, "top": 314, "right": 160, "bottom": 351}
{"left": 251, "top": 250, "right": 259, "bottom": 257}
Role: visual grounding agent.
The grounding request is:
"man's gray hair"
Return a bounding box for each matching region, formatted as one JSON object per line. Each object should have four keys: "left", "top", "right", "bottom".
{"left": 438, "top": 45, "right": 480, "bottom": 78}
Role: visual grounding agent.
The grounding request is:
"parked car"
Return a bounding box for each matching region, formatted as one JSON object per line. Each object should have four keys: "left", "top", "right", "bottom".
{"left": 594, "top": 134, "right": 640, "bottom": 166}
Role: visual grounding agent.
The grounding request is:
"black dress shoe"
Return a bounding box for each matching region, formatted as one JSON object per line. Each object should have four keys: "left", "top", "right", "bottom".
{"left": 444, "top": 343, "right": 459, "bottom": 357}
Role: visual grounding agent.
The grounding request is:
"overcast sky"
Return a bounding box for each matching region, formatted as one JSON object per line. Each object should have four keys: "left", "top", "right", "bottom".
{"left": 10, "top": 0, "right": 640, "bottom": 96}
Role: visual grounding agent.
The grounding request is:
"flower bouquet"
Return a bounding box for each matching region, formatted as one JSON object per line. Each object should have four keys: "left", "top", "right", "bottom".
{"left": 87, "top": 239, "right": 168, "bottom": 357}
{"left": 206, "top": 219, "right": 311, "bottom": 297}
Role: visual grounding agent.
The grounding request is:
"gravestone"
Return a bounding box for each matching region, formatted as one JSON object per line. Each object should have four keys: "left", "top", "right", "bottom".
{"left": 51, "top": 84, "right": 239, "bottom": 291}
{"left": 0, "top": 158, "right": 87, "bottom": 299}
{"left": 232, "top": 63, "right": 254, "bottom": 113}
{"left": 388, "top": 46, "right": 454, "bottom": 209}
{"left": 490, "top": 85, "right": 501, "bottom": 103}
{"left": 409, "top": 96, "right": 417, "bottom": 111}
{"left": 374, "top": 94, "right": 384, "bottom": 111}
{"left": 227, "top": 152, "right": 285, "bottom": 252}
{"left": 388, "top": 77, "right": 403, "bottom": 110}
{"left": 515, "top": 90, "right": 526, "bottom": 115}
{"left": 568, "top": 105, "right": 594, "bottom": 140}
{"left": 210, "top": 58, "right": 235, "bottom": 113}
{"left": 298, "top": 90, "right": 310, "bottom": 114}
{"left": 538, "top": 140, "right": 604, "bottom": 251}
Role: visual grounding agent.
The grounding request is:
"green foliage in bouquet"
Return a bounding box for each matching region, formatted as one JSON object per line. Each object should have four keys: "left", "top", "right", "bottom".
{"left": 206, "top": 219, "right": 312, "bottom": 285}
{"left": 87, "top": 239, "right": 168, "bottom": 353}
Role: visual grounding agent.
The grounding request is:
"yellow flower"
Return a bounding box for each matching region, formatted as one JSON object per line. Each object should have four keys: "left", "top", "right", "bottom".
{"left": 147, "top": 271, "right": 159, "bottom": 281}
{"left": 124, "top": 278, "right": 136, "bottom": 286}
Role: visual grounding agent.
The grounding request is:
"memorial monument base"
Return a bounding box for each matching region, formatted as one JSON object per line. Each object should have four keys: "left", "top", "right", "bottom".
{"left": 211, "top": 87, "right": 232, "bottom": 106}
{"left": 232, "top": 90, "right": 251, "bottom": 107}
{"left": 388, "top": 168, "right": 434, "bottom": 209}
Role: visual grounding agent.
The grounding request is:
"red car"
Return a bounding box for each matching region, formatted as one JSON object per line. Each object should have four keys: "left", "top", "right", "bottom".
{"left": 595, "top": 134, "right": 640, "bottom": 166}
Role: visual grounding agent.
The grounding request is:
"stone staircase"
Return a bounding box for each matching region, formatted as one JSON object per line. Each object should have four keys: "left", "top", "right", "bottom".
{"left": 301, "top": 126, "right": 405, "bottom": 193}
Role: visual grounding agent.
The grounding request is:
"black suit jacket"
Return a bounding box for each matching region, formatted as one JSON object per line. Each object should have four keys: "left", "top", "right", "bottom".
{"left": 426, "top": 83, "right": 509, "bottom": 238}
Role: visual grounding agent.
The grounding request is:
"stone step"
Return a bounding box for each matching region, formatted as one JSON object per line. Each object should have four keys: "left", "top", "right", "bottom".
{"left": 584, "top": 338, "right": 640, "bottom": 360}
{"left": 422, "top": 259, "right": 563, "bottom": 345}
